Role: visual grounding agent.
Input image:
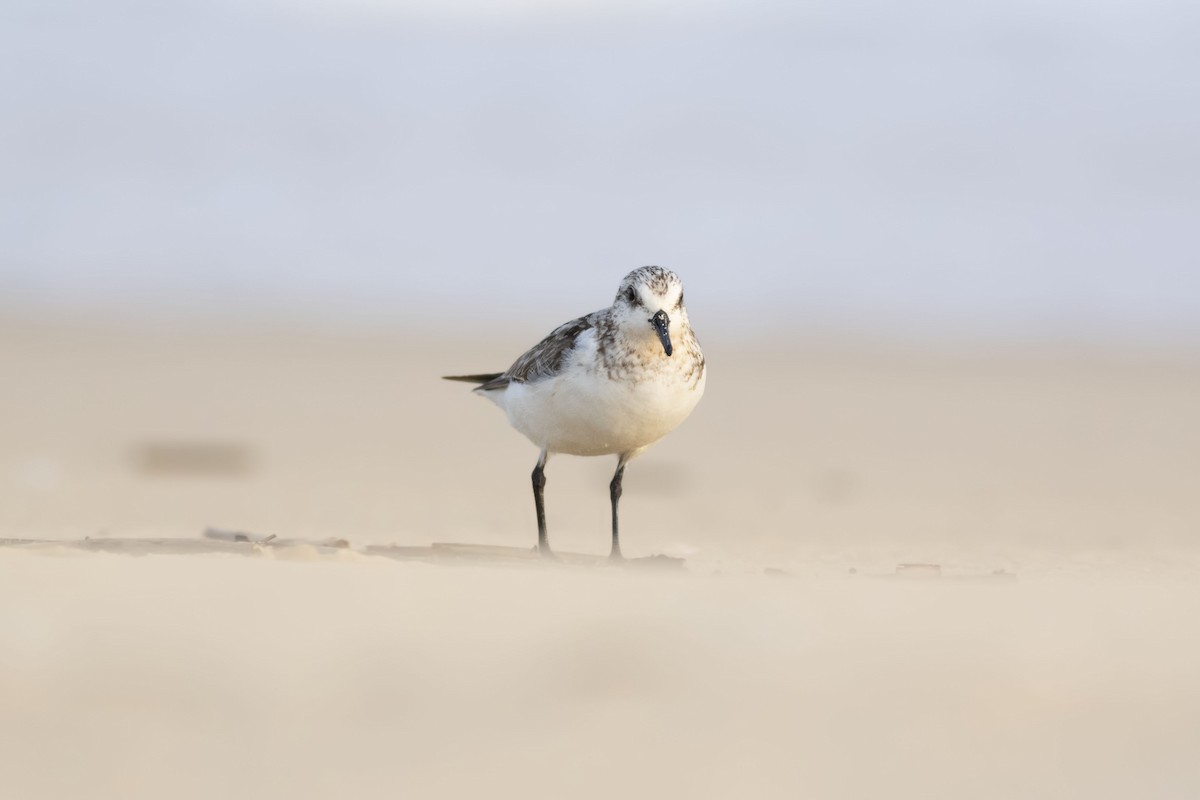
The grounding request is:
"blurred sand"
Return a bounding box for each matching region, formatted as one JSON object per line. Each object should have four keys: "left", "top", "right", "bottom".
{"left": 2, "top": 320, "right": 1199, "bottom": 798}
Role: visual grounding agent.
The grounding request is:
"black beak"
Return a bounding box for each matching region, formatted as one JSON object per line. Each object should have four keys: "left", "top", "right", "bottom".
{"left": 650, "top": 310, "right": 672, "bottom": 356}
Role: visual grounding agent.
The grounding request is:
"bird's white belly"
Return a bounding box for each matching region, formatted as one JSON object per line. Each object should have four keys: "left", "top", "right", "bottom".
{"left": 499, "top": 368, "right": 705, "bottom": 456}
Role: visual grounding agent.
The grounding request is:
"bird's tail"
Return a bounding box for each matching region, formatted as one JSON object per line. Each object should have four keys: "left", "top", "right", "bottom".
{"left": 442, "top": 373, "right": 505, "bottom": 385}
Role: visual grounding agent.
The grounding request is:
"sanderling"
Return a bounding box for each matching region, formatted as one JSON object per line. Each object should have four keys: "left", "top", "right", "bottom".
{"left": 445, "top": 266, "right": 706, "bottom": 559}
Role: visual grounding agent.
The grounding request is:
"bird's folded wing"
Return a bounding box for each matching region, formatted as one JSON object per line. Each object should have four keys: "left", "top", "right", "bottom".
{"left": 504, "top": 313, "right": 596, "bottom": 384}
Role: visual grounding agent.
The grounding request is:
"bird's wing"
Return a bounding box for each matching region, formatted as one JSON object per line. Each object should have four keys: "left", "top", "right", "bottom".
{"left": 503, "top": 313, "right": 598, "bottom": 385}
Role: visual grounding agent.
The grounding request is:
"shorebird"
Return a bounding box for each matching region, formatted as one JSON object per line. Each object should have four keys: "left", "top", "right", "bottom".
{"left": 444, "top": 266, "right": 706, "bottom": 559}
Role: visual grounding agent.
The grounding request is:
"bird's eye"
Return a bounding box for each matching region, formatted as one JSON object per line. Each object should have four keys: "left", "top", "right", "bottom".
{"left": 624, "top": 288, "right": 637, "bottom": 304}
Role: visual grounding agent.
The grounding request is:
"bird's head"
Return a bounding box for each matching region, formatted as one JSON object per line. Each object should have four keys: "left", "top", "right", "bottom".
{"left": 612, "top": 266, "right": 687, "bottom": 357}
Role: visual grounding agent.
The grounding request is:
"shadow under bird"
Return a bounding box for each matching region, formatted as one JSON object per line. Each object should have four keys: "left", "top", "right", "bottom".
{"left": 444, "top": 266, "right": 706, "bottom": 559}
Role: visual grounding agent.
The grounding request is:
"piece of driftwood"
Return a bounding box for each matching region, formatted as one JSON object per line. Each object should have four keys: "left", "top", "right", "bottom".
{"left": 203, "top": 527, "right": 276, "bottom": 544}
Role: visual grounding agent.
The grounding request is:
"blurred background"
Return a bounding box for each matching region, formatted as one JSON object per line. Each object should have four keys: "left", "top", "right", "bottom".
{"left": 2, "top": 0, "right": 1198, "bottom": 566}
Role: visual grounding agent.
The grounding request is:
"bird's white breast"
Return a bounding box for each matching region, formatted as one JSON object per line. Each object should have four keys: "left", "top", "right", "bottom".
{"left": 487, "top": 329, "right": 706, "bottom": 457}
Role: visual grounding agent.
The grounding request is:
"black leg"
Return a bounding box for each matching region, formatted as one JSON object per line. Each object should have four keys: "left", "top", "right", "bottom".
{"left": 609, "top": 460, "right": 626, "bottom": 560}
{"left": 531, "top": 452, "right": 551, "bottom": 556}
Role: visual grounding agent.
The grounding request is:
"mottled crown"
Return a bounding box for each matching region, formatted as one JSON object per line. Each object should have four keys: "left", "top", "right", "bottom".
{"left": 615, "top": 266, "right": 683, "bottom": 306}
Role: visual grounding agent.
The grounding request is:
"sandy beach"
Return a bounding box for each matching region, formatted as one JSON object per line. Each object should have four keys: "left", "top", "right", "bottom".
{"left": 2, "top": 320, "right": 1199, "bottom": 798}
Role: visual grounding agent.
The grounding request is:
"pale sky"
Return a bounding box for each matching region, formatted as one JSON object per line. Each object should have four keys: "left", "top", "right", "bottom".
{"left": 2, "top": 0, "right": 1197, "bottom": 341}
